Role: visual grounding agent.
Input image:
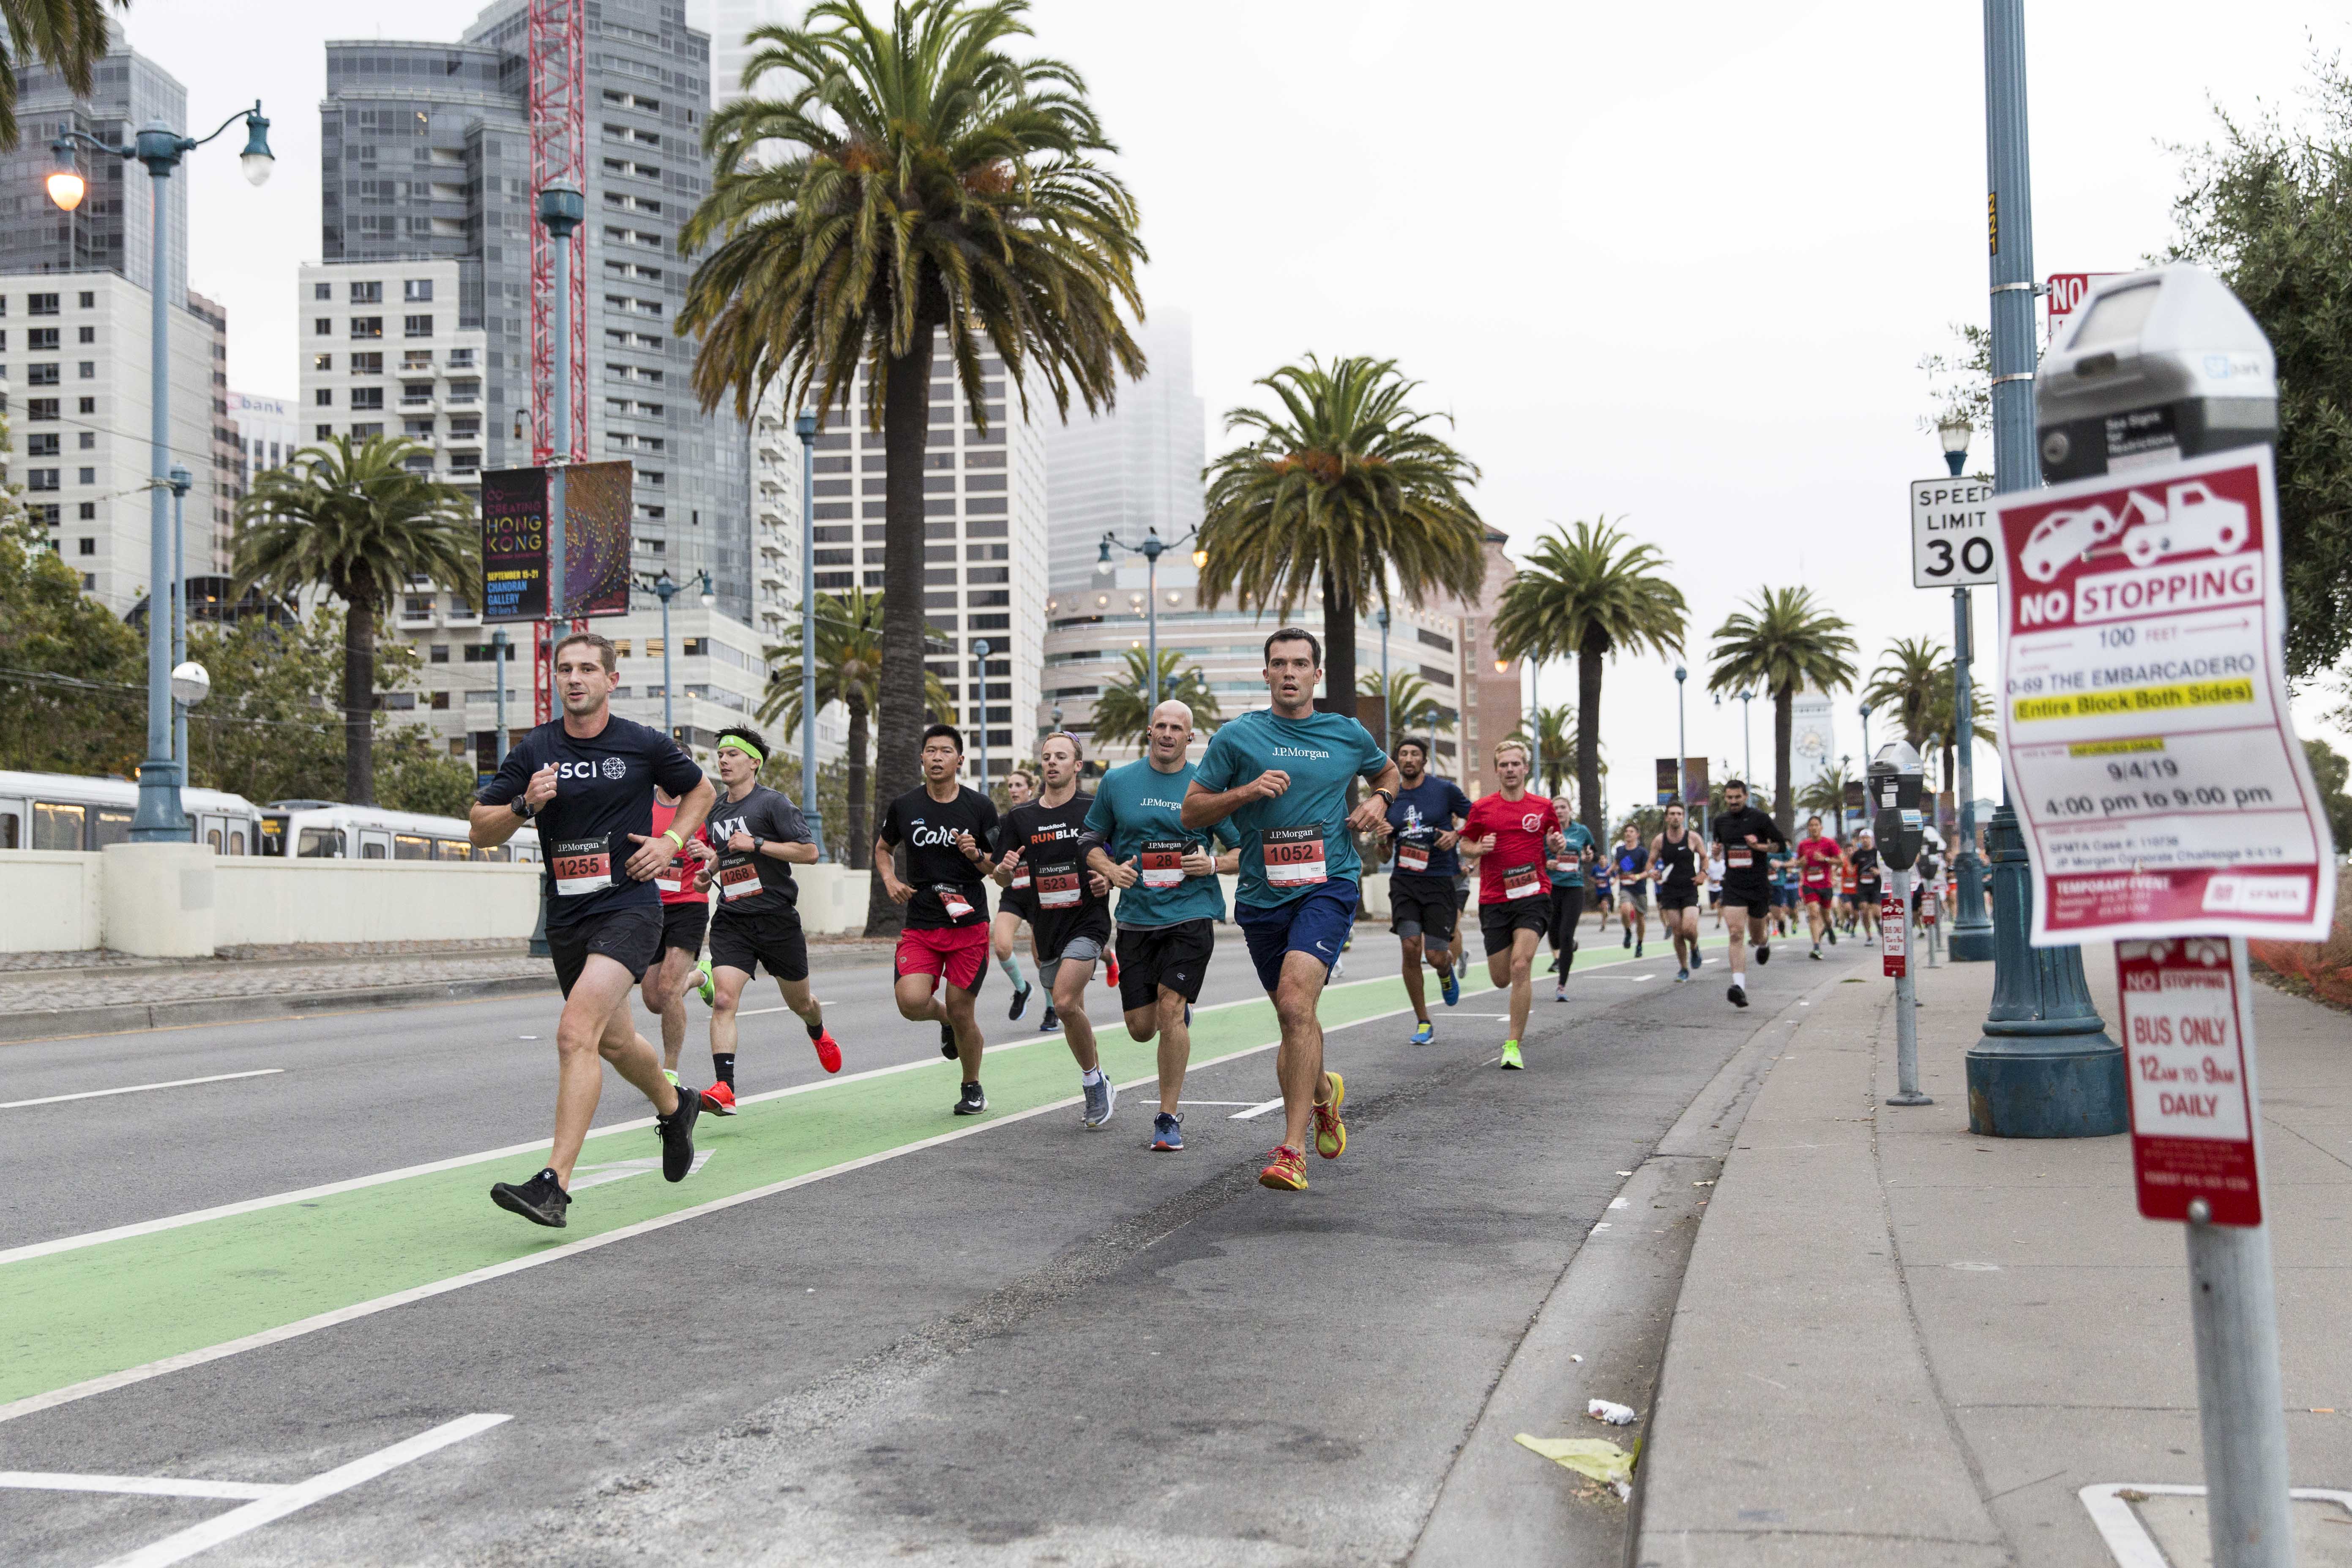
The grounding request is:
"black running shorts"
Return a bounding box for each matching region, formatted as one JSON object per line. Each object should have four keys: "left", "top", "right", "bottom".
{"left": 997, "top": 885, "right": 1038, "bottom": 924}
{"left": 1478, "top": 899, "right": 1551, "bottom": 956}
{"left": 1388, "top": 872, "right": 1459, "bottom": 943}
{"left": 1659, "top": 890, "right": 1700, "bottom": 914}
{"left": 548, "top": 905, "right": 664, "bottom": 996}
{"left": 1721, "top": 882, "right": 1772, "bottom": 921}
{"left": 1115, "top": 918, "right": 1215, "bottom": 1010}
{"left": 1858, "top": 878, "right": 1882, "bottom": 906}
{"left": 708, "top": 907, "right": 810, "bottom": 983}
{"left": 659, "top": 899, "right": 709, "bottom": 959}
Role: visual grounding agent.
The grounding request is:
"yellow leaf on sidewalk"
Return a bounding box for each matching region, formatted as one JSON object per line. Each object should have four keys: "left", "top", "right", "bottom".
{"left": 1514, "top": 1433, "right": 1634, "bottom": 1484}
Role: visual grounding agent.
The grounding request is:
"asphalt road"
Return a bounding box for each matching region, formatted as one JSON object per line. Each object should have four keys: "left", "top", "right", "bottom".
{"left": 0, "top": 912, "right": 1871, "bottom": 1567}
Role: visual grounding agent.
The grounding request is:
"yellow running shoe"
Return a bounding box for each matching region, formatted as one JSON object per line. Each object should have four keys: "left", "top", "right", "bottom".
{"left": 1313, "top": 1071, "right": 1347, "bottom": 1159}
{"left": 1259, "top": 1144, "right": 1308, "bottom": 1191}
{"left": 1500, "top": 1040, "right": 1524, "bottom": 1070}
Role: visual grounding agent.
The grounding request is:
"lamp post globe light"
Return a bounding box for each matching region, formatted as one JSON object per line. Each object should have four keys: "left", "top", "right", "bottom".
{"left": 50, "top": 102, "right": 272, "bottom": 840}
{"left": 1101, "top": 525, "right": 1199, "bottom": 716}
{"left": 1734, "top": 687, "right": 1754, "bottom": 785}
{"left": 971, "top": 639, "right": 992, "bottom": 794}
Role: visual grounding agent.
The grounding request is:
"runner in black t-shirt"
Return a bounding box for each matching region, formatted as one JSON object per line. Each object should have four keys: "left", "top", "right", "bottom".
{"left": 876, "top": 723, "right": 1000, "bottom": 1116}
{"left": 1850, "top": 830, "right": 1882, "bottom": 948}
{"left": 1650, "top": 801, "right": 1704, "bottom": 981}
{"left": 993, "top": 732, "right": 1118, "bottom": 1127}
{"left": 692, "top": 724, "right": 839, "bottom": 1115}
{"left": 470, "top": 630, "right": 712, "bottom": 1228}
{"left": 1709, "top": 779, "right": 1789, "bottom": 1010}
{"left": 988, "top": 769, "right": 1042, "bottom": 1022}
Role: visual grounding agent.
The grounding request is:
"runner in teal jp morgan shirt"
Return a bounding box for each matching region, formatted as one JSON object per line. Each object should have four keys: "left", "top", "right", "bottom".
{"left": 1083, "top": 758, "right": 1242, "bottom": 927}
{"left": 1191, "top": 708, "right": 1392, "bottom": 910}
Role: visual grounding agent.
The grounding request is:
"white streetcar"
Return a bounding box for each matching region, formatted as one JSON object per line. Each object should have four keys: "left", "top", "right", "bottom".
{"left": 257, "top": 800, "right": 540, "bottom": 863}
{"left": 0, "top": 770, "right": 265, "bottom": 855}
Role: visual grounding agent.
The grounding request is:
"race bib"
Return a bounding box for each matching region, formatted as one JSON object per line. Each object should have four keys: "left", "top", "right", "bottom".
{"left": 1397, "top": 838, "right": 1431, "bottom": 874}
{"left": 1037, "top": 862, "right": 1082, "bottom": 909}
{"left": 552, "top": 838, "right": 613, "bottom": 898}
{"left": 655, "top": 859, "right": 687, "bottom": 896}
{"left": 1502, "top": 862, "right": 1544, "bottom": 901}
{"left": 718, "top": 862, "right": 763, "bottom": 903}
{"left": 936, "top": 884, "right": 976, "bottom": 921}
{"left": 1804, "top": 864, "right": 1829, "bottom": 887}
{"left": 1262, "top": 825, "right": 1328, "bottom": 888}
{"left": 1727, "top": 848, "right": 1753, "bottom": 870}
{"left": 1139, "top": 839, "right": 1187, "bottom": 891}
{"left": 1011, "top": 859, "right": 1033, "bottom": 891}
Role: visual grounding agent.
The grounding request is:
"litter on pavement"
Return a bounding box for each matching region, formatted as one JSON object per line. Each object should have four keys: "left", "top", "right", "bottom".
{"left": 1587, "top": 1399, "right": 1638, "bottom": 1425}
{"left": 1515, "top": 1433, "right": 1634, "bottom": 1488}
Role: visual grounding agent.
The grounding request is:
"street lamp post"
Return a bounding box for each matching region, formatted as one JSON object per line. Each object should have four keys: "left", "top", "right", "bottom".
{"left": 168, "top": 464, "right": 192, "bottom": 768}
{"left": 1376, "top": 606, "right": 1391, "bottom": 755}
{"left": 537, "top": 181, "right": 583, "bottom": 631}
{"left": 795, "top": 409, "right": 823, "bottom": 857}
{"left": 1735, "top": 688, "right": 1754, "bottom": 784}
{"left": 49, "top": 103, "right": 273, "bottom": 840}
{"left": 1859, "top": 702, "right": 1874, "bottom": 837}
{"left": 1101, "top": 527, "right": 1201, "bottom": 714}
{"left": 491, "top": 628, "right": 510, "bottom": 765}
{"left": 1940, "top": 412, "right": 1994, "bottom": 963}
{"left": 1674, "top": 664, "right": 1687, "bottom": 820}
{"left": 1968, "top": 0, "right": 2123, "bottom": 1140}
{"left": 972, "top": 639, "right": 992, "bottom": 795}
{"left": 639, "top": 567, "right": 714, "bottom": 740}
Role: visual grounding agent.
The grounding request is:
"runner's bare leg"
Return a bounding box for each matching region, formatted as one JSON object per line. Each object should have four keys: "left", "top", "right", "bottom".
{"left": 1273, "top": 950, "right": 1335, "bottom": 1154}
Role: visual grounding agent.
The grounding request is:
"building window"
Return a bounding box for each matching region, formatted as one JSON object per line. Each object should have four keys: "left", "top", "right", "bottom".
{"left": 76, "top": 361, "right": 93, "bottom": 380}
{"left": 351, "top": 421, "right": 382, "bottom": 438}
{"left": 76, "top": 502, "right": 93, "bottom": 520}
{"left": 314, "top": 353, "right": 332, "bottom": 372}
{"left": 76, "top": 467, "right": 93, "bottom": 485}
{"left": 27, "top": 468, "right": 57, "bottom": 490}
{"left": 28, "top": 503, "right": 56, "bottom": 524}
{"left": 76, "top": 291, "right": 92, "bottom": 309}
{"left": 315, "top": 388, "right": 333, "bottom": 407}
{"left": 314, "top": 282, "right": 332, "bottom": 300}
{"left": 350, "top": 317, "right": 382, "bottom": 339}
{"left": 404, "top": 314, "right": 433, "bottom": 338}
{"left": 404, "top": 279, "right": 433, "bottom": 302}
{"left": 28, "top": 399, "right": 57, "bottom": 421}
{"left": 26, "top": 433, "right": 57, "bottom": 456}
{"left": 77, "top": 536, "right": 94, "bottom": 554}
{"left": 76, "top": 326, "right": 93, "bottom": 344}
{"left": 315, "top": 423, "right": 333, "bottom": 439}
{"left": 349, "top": 281, "right": 382, "bottom": 303}
{"left": 350, "top": 387, "right": 383, "bottom": 410}
{"left": 75, "top": 397, "right": 92, "bottom": 414}
{"left": 28, "top": 293, "right": 57, "bottom": 315}
{"left": 350, "top": 352, "right": 382, "bottom": 375}
{"left": 76, "top": 431, "right": 92, "bottom": 449}
{"left": 313, "top": 317, "right": 332, "bottom": 336}
{"left": 28, "top": 328, "right": 56, "bottom": 351}
{"left": 26, "top": 363, "right": 56, "bottom": 385}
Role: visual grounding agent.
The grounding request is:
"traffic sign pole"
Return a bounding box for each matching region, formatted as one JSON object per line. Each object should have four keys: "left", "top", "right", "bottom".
{"left": 1884, "top": 869, "right": 1929, "bottom": 1105}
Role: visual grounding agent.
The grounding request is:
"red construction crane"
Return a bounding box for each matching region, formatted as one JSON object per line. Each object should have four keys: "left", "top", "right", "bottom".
{"left": 527, "top": 0, "right": 585, "bottom": 723}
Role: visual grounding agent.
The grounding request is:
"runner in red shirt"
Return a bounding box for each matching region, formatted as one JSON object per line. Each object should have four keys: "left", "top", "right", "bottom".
{"left": 1794, "top": 814, "right": 1847, "bottom": 960}
{"left": 1459, "top": 740, "right": 1565, "bottom": 1070}
{"left": 646, "top": 786, "right": 718, "bottom": 1084}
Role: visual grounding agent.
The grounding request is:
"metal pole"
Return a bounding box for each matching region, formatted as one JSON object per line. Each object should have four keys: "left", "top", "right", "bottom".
{"left": 1379, "top": 611, "right": 1390, "bottom": 755}
{"left": 660, "top": 583, "right": 673, "bottom": 736}
{"left": 538, "top": 185, "right": 582, "bottom": 630}
{"left": 797, "top": 410, "right": 820, "bottom": 857}
{"left": 1145, "top": 534, "right": 1159, "bottom": 710}
{"left": 1950, "top": 585, "right": 1992, "bottom": 959}
{"left": 1888, "top": 865, "right": 1930, "bottom": 1105}
{"left": 1675, "top": 666, "right": 1687, "bottom": 811}
{"left": 1966, "top": 0, "right": 2123, "bottom": 1139}
{"left": 492, "top": 628, "right": 508, "bottom": 763}
{"left": 1741, "top": 693, "right": 1752, "bottom": 783}
{"left": 171, "top": 472, "right": 187, "bottom": 768}
{"left": 973, "top": 639, "right": 991, "bottom": 795}
{"left": 129, "top": 141, "right": 183, "bottom": 841}
{"left": 1529, "top": 660, "right": 1540, "bottom": 793}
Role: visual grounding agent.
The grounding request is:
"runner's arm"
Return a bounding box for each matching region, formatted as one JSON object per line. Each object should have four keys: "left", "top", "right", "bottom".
{"left": 1181, "top": 774, "right": 1279, "bottom": 830}
{"left": 1346, "top": 760, "right": 1404, "bottom": 833}
{"left": 1085, "top": 843, "right": 1139, "bottom": 888}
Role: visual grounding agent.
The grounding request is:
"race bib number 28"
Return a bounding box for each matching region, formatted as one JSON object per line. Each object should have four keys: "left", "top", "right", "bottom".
{"left": 1262, "top": 825, "right": 1328, "bottom": 888}
{"left": 1139, "top": 839, "right": 1187, "bottom": 891}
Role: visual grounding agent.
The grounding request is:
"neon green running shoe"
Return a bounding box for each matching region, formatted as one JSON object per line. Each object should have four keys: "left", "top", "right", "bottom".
{"left": 1500, "top": 1040, "right": 1524, "bottom": 1071}
{"left": 695, "top": 958, "right": 716, "bottom": 1006}
{"left": 662, "top": 1068, "right": 681, "bottom": 1087}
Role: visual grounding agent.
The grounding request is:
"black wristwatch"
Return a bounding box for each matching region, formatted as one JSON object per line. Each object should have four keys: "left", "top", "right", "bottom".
{"left": 510, "top": 797, "right": 534, "bottom": 820}
{"left": 750, "top": 835, "right": 765, "bottom": 855}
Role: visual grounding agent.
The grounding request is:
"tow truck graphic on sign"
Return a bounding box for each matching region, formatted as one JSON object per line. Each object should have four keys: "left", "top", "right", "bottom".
{"left": 2018, "top": 480, "right": 2249, "bottom": 583}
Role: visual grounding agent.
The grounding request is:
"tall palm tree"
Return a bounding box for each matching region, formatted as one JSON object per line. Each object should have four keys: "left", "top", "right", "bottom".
{"left": 1706, "top": 587, "right": 1860, "bottom": 836}
{"left": 1796, "top": 757, "right": 1854, "bottom": 820}
{"left": 1197, "top": 355, "right": 1486, "bottom": 718}
{"left": 1492, "top": 518, "right": 1686, "bottom": 844}
{"left": 1505, "top": 703, "right": 1579, "bottom": 798}
{"left": 1863, "top": 636, "right": 1946, "bottom": 750}
{"left": 680, "top": 0, "right": 1146, "bottom": 931}
{"left": 0, "top": 1, "right": 111, "bottom": 152}
{"left": 1356, "top": 668, "right": 1445, "bottom": 754}
{"left": 233, "top": 436, "right": 479, "bottom": 805}
{"left": 759, "top": 587, "right": 954, "bottom": 868}
{"left": 1088, "top": 646, "right": 1220, "bottom": 750}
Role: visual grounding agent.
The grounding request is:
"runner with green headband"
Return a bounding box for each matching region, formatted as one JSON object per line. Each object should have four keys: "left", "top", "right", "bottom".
{"left": 694, "top": 725, "right": 840, "bottom": 1114}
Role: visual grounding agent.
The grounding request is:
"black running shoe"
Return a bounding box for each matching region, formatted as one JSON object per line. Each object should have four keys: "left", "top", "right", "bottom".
{"left": 1727, "top": 983, "right": 1748, "bottom": 1009}
{"left": 940, "top": 1019, "right": 959, "bottom": 1059}
{"left": 1008, "top": 982, "right": 1032, "bottom": 1022}
{"left": 656, "top": 1086, "right": 702, "bottom": 1181}
{"left": 1756, "top": 943, "right": 1771, "bottom": 966}
{"left": 1635, "top": 940, "right": 1643, "bottom": 958}
{"left": 1828, "top": 926, "right": 1838, "bottom": 946}
{"left": 955, "top": 1080, "right": 988, "bottom": 1116}
{"left": 1040, "top": 1005, "right": 1061, "bottom": 1034}
{"left": 491, "top": 1166, "right": 570, "bottom": 1228}
{"left": 1622, "top": 928, "right": 1632, "bottom": 949}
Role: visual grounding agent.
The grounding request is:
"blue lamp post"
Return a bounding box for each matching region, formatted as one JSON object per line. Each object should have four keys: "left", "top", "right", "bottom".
{"left": 1099, "top": 527, "right": 1203, "bottom": 710}
{"left": 795, "top": 408, "right": 823, "bottom": 858}
{"left": 49, "top": 103, "right": 273, "bottom": 840}
{"left": 641, "top": 568, "right": 714, "bottom": 738}
{"left": 167, "top": 464, "right": 192, "bottom": 768}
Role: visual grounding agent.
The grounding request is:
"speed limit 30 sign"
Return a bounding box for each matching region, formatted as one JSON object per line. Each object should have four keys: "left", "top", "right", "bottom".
{"left": 1911, "top": 477, "right": 1997, "bottom": 588}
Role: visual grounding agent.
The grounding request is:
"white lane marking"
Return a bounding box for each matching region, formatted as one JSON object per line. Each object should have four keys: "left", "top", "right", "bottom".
{"left": 93, "top": 1415, "right": 510, "bottom": 1568}
{"left": 1170, "top": 1101, "right": 1261, "bottom": 1108}
{"left": 0, "top": 1472, "right": 284, "bottom": 1500}
{"left": 1607, "top": 1196, "right": 1629, "bottom": 1210}
{"left": 567, "top": 1150, "right": 713, "bottom": 1191}
{"left": 0, "top": 997, "right": 1444, "bottom": 1427}
{"left": 0, "top": 1070, "right": 283, "bottom": 1111}
{"left": 2079, "top": 1484, "right": 2352, "bottom": 1568}
{"left": 1228, "top": 1098, "right": 1285, "bottom": 1120}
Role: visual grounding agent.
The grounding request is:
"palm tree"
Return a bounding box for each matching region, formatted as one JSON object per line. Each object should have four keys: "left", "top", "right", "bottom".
{"left": 0, "top": 1, "right": 112, "bottom": 151}
{"left": 1863, "top": 636, "right": 1945, "bottom": 750}
{"left": 1356, "top": 668, "right": 1446, "bottom": 753}
{"left": 1706, "top": 587, "right": 1860, "bottom": 836}
{"left": 1796, "top": 758, "right": 1854, "bottom": 821}
{"left": 680, "top": 0, "right": 1146, "bottom": 932}
{"left": 1198, "top": 356, "right": 1486, "bottom": 718}
{"left": 233, "top": 436, "right": 479, "bottom": 805}
{"left": 1088, "top": 646, "right": 1220, "bottom": 750}
{"left": 1505, "top": 703, "right": 1579, "bottom": 798}
{"left": 759, "top": 587, "right": 954, "bottom": 868}
{"left": 1492, "top": 518, "right": 1686, "bottom": 844}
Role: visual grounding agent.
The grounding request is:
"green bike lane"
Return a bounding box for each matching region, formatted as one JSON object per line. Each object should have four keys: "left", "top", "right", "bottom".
{"left": 0, "top": 930, "right": 1738, "bottom": 1423}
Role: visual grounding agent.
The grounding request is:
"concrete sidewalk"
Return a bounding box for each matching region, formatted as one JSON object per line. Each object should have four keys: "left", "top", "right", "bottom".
{"left": 1635, "top": 942, "right": 2352, "bottom": 1566}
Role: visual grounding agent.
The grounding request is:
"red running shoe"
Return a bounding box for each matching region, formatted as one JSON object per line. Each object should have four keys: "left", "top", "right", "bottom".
{"left": 1258, "top": 1144, "right": 1308, "bottom": 1191}
{"left": 1105, "top": 953, "right": 1121, "bottom": 988}
{"left": 701, "top": 1080, "right": 739, "bottom": 1117}
{"left": 811, "top": 1029, "right": 842, "bottom": 1074}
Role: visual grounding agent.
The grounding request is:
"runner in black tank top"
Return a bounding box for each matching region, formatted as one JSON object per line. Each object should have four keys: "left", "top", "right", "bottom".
{"left": 1650, "top": 803, "right": 1703, "bottom": 981}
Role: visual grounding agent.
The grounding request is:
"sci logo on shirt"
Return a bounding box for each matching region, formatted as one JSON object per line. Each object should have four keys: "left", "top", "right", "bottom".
{"left": 552, "top": 758, "right": 626, "bottom": 783}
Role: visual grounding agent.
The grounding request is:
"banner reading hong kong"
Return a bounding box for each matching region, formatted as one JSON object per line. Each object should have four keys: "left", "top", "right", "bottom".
{"left": 479, "top": 462, "right": 633, "bottom": 622}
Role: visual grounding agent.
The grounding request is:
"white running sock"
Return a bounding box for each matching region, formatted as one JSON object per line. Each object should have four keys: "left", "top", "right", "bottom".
{"left": 1080, "top": 1067, "right": 1104, "bottom": 1086}
{"left": 999, "top": 955, "right": 1026, "bottom": 989}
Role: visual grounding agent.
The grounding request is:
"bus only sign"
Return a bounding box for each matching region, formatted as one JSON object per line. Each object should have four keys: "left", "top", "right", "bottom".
{"left": 2117, "top": 937, "right": 2260, "bottom": 1226}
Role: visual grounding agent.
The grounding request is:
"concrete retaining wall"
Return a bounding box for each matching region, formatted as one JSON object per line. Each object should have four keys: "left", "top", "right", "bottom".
{"left": 0, "top": 852, "right": 104, "bottom": 953}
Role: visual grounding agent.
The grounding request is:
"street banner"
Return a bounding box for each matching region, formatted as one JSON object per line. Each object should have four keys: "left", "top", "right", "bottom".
{"left": 2117, "top": 936, "right": 2261, "bottom": 1226}
{"left": 1910, "top": 477, "right": 1997, "bottom": 588}
{"left": 1991, "top": 446, "right": 2337, "bottom": 944}
{"left": 1655, "top": 758, "right": 1676, "bottom": 805}
{"left": 1880, "top": 891, "right": 1907, "bottom": 977}
{"left": 1681, "top": 756, "right": 1708, "bottom": 809}
{"left": 479, "top": 462, "right": 635, "bottom": 622}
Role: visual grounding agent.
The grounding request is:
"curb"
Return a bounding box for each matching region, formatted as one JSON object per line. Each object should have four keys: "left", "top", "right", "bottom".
{"left": 0, "top": 973, "right": 557, "bottom": 1045}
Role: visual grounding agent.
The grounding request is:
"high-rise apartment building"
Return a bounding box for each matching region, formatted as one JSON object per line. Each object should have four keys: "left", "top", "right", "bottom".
{"left": 227, "top": 389, "right": 299, "bottom": 490}
{"left": 318, "top": 0, "right": 748, "bottom": 620}
{"left": 187, "top": 290, "right": 234, "bottom": 558}
{"left": 0, "top": 34, "right": 188, "bottom": 301}
{"left": 1442, "top": 529, "right": 1525, "bottom": 800}
{"left": 1044, "top": 310, "right": 1204, "bottom": 601}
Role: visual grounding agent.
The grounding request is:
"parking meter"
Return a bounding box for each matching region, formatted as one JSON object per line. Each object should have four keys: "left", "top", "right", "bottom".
{"left": 1871, "top": 741, "right": 1924, "bottom": 873}
{"left": 2037, "top": 264, "right": 2277, "bottom": 484}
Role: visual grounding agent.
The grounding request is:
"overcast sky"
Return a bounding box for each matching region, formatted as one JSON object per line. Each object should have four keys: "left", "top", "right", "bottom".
{"left": 127, "top": 0, "right": 2348, "bottom": 807}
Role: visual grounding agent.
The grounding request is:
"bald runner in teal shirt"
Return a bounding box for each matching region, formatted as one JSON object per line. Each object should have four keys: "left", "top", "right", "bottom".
{"left": 1084, "top": 757, "right": 1241, "bottom": 927}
